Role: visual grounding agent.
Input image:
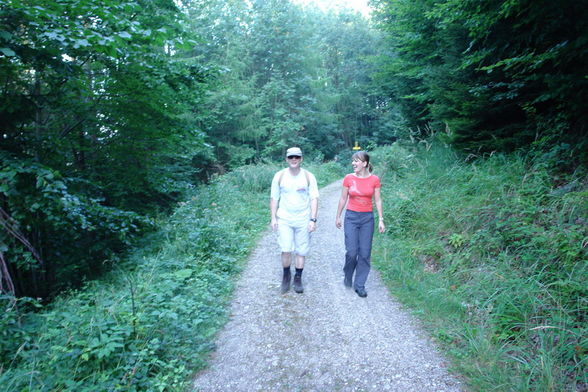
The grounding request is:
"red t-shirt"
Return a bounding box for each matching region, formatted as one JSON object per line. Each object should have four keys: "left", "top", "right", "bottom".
{"left": 343, "top": 173, "right": 381, "bottom": 212}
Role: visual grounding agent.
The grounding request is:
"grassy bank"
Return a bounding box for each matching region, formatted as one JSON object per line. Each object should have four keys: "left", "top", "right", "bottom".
{"left": 0, "top": 161, "right": 344, "bottom": 391}
{"left": 372, "top": 143, "right": 587, "bottom": 391}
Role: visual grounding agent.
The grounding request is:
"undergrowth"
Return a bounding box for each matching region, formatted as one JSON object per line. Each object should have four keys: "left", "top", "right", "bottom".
{"left": 0, "top": 161, "right": 344, "bottom": 391}
{"left": 373, "top": 142, "right": 587, "bottom": 391}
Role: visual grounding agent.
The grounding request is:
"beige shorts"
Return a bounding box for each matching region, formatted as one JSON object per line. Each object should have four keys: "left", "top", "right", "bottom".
{"left": 277, "top": 218, "right": 311, "bottom": 256}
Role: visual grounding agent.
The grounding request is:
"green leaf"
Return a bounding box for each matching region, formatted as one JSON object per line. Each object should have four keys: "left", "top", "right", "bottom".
{"left": 174, "top": 269, "right": 193, "bottom": 279}
{"left": 73, "top": 39, "right": 90, "bottom": 48}
{"left": 0, "top": 48, "right": 15, "bottom": 56}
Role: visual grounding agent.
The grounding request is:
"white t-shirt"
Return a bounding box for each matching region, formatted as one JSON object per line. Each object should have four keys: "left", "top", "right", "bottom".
{"left": 271, "top": 168, "right": 319, "bottom": 223}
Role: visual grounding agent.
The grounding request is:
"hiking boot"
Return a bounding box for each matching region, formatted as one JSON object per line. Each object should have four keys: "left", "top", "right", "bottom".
{"left": 281, "top": 269, "right": 291, "bottom": 294}
{"left": 355, "top": 288, "right": 367, "bottom": 298}
{"left": 293, "top": 275, "right": 304, "bottom": 294}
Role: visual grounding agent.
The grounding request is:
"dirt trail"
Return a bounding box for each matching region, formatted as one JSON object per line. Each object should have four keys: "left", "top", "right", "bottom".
{"left": 192, "top": 180, "right": 464, "bottom": 392}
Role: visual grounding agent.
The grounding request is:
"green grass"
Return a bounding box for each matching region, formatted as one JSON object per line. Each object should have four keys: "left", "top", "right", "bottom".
{"left": 0, "top": 160, "right": 345, "bottom": 391}
{"left": 373, "top": 141, "right": 587, "bottom": 391}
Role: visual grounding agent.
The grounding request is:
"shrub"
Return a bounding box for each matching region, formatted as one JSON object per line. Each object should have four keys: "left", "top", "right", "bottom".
{"left": 0, "top": 167, "right": 268, "bottom": 391}
{"left": 373, "top": 141, "right": 587, "bottom": 391}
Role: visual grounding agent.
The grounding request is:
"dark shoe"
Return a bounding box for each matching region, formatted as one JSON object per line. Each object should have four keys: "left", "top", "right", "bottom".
{"left": 355, "top": 288, "right": 367, "bottom": 298}
{"left": 293, "top": 275, "right": 304, "bottom": 294}
{"left": 343, "top": 276, "right": 352, "bottom": 288}
{"left": 281, "top": 270, "right": 291, "bottom": 294}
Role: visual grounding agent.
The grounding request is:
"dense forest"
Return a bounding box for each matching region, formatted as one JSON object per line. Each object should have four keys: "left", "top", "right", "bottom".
{"left": 1, "top": 0, "right": 392, "bottom": 299}
{"left": 1, "top": 0, "right": 586, "bottom": 390}
{"left": 371, "top": 0, "right": 588, "bottom": 164}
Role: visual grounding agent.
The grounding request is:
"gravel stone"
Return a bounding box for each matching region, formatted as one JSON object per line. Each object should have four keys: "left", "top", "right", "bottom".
{"left": 192, "top": 180, "right": 464, "bottom": 392}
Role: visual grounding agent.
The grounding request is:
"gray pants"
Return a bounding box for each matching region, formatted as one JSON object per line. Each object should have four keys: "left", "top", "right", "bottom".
{"left": 343, "top": 210, "right": 374, "bottom": 290}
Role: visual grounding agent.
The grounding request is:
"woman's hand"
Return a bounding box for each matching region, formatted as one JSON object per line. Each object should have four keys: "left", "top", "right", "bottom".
{"left": 335, "top": 187, "right": 348, "bottom": 230}
{"left": 378, "top": 220, "right": 385, "bottom": 233}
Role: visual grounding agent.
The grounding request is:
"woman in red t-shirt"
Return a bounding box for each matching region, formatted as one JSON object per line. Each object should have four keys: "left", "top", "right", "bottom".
{"left": 335, "top": 151, "right": 385, "bottom": 297}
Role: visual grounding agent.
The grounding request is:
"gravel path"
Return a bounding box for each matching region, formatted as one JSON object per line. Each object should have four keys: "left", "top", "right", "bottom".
{"left": 192, "top": 180, "right": 464, "bottom": 392}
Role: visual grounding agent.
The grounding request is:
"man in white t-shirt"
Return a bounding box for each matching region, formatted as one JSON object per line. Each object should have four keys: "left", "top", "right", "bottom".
{"left": 270, "top": 147, "right": 319, "bottom": 294}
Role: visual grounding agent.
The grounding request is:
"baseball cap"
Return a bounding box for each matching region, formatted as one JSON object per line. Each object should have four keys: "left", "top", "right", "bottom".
{"left": 286, "top": 147, "right": 303, "bottom": 157}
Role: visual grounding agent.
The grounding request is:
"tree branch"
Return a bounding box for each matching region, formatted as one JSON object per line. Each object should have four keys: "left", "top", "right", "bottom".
{"left": 0, "top": 207, "right": 44, "bottom": 266}
{"left": 0, "top": 251, "right": 15, "bottom": 295}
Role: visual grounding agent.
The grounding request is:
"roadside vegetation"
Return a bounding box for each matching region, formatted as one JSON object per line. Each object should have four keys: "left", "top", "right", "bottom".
{"left": 0, "top": 162, "right": 345, "bottom": 391}
{"left": 372, "top": 141, "right": 587, "bottom": 392}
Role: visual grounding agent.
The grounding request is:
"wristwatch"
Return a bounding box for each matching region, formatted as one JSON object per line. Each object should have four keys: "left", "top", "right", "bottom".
{"left": 309, "top": 218, "right": 317, "bottom": 223}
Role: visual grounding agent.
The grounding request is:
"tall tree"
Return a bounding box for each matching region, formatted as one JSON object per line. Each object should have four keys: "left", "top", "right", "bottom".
{"left": 371, "top": 0, "right": 588, "bottom": 165}
{"left": 0, "top": 0, "right": 211, "bottom": 297}
{"left": 186, "top": 0, "right": 388, "bottom": 165}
